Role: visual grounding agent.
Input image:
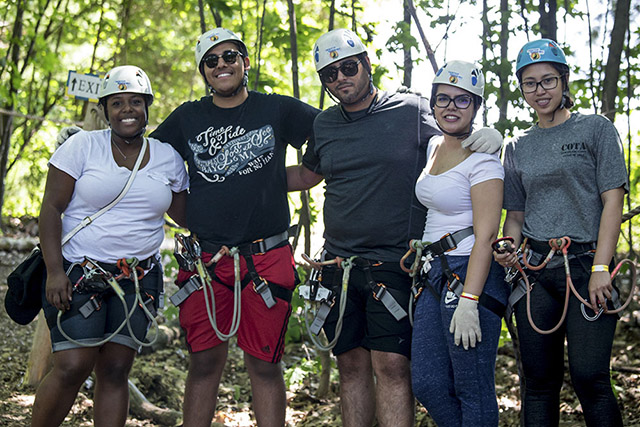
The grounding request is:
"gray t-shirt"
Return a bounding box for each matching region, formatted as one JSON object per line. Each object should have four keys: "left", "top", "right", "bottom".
{"left": 302, "top": 91, "right": 440, "bottom": 262}
{"left": 503, "top": 112, "right": 628, "bottom": 243}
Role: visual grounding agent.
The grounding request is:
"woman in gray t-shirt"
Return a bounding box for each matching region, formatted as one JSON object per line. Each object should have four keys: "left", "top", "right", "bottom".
{"left": 495, "top": 39, "right": 627, "bottom": 426}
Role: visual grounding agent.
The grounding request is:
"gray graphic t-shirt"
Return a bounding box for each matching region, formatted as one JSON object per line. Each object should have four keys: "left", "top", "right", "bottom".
{"left": 503, "top": 113, "right": 628, "bottom": 243}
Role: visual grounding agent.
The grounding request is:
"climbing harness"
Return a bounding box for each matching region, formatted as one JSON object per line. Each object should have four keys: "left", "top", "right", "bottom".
{"left": 494, "top": 236, "right": 637, "bottom": 334}
{"left": 169, "top": 230, "right": 294, "bottom": 341}
{"left": 401, "top": 227, "right": 506, "bottom": 324}
{"left": 57, "top": 256, "right": 159, "bottom": 348}
{"left": 299, "top": 253, "right": 355, "bottom": 351}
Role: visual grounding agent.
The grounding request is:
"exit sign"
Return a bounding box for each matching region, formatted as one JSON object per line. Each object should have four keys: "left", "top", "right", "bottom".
{"left": 66, "top": 70, "right": 102, "bottom": 102}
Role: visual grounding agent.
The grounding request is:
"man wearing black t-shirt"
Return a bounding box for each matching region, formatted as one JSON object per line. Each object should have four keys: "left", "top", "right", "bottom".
{"left": 152, "top": 28, "right": 319, "bottom": 427}
{"left": 288, "top": 29, "right": 502, "bottom": 427}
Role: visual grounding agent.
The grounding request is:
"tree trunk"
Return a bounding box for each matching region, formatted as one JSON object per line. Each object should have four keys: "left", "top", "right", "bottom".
{"left": 24, "top": 313, "right": 52, "bottom": 387}
{"left": 538, "top": 0, "right": 557, "bottom": 41}
{"left": 498, "top": 0, "right": 509, "bottom": 127}
{"left": 601, "top": 0, "right": 631, "bottom": 121}
{"left": 402, "top": 3, "right": 412, "bottom": 89}
{"left": 0, "top": 0, "right": 24, "bottom": 226}
{"left": 405, "top": 0, "right": 439, "bottom": 73}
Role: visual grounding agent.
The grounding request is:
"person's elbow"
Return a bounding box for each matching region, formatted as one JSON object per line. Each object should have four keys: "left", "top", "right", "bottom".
{"left": 167, "top": 191, "right": 188, "bottom": 228}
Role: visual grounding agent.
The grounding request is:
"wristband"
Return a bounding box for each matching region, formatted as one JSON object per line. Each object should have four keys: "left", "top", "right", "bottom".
{"left": 460, "top": 292, "right": 480, "bottom": 301}
{"left": 591, "top": 264, "right": 609, "bottom": 273}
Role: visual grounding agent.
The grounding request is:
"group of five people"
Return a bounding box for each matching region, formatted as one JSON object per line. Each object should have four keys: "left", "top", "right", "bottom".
{"left": 33, "top": 25, "right": 627, "bottom": 427}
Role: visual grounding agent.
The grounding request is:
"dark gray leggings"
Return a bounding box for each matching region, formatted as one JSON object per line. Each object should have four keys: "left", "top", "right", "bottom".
{"left": 514, "top": 257, "right": 622, "bottom": 427}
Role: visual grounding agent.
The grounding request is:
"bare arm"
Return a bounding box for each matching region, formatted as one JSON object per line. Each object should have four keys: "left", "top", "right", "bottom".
{"left": 588, "top": 186, "right": 625, "bottom": 308}
{"left": 463, "top": 178, "right": 504, "bottom": 296}
{"left": 39, "top": 166, "right": 76, "bottom": 310}
{"left": 286, "top": 164, "right": 324, "bottom": 191}
{"left": 167, "top": 190, "right": 188, "bottom": 228}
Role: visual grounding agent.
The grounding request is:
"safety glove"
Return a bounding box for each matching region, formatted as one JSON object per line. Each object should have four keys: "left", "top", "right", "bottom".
{"left": 449, "top": 297, "right": 481, "bottom": 350}
{"left": 56, "top": 125, "right": 82, "bottom": 148}
{"left": 462, "top": 128, "right": 503, "bottom": 154}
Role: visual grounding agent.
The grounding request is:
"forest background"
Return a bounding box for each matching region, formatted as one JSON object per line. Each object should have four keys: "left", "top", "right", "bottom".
{"left": 1, "top": 0, "right": 640, "bottom": 425}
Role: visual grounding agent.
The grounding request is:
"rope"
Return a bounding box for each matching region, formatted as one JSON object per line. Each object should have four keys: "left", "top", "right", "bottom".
{"left": 301, "top": 255, "right": 355, "bottom": 351}
{"left": 622, "top": 206, "right": 640, "bottom": 223}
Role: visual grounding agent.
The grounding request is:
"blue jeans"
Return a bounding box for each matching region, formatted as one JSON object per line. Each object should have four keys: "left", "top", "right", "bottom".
{"left": 411, "top": 255, "right": 508, "bottom": 427}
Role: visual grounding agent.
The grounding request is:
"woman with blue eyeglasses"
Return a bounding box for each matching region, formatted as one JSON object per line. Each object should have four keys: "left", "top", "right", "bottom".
{"left": 494, "top": 39, "right": 627, "bottom": 426}
{"left": 411, "top": 60, "right": 508, "bottom": 426}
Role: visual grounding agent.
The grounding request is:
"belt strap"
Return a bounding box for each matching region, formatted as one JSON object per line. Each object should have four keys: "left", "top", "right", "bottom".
{"left": 424, "top": 226, "right": 474, "bottom": 256}
{"left": 169, "top": 275, "right": 202, "bottom": 306}
{"left": 199, "top": 226, "right": 296, "bottom": 256}
{"left": 528, "top": 239, "right": 596, "bottom": 255}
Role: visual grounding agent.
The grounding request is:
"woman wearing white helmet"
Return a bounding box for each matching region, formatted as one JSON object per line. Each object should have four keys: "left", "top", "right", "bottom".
{"left": 494, "top": 39, "right": 626, "bottom": 426}
{"left": 33, "top": 65, "right": 188, "bottom": 427}
{"left": 411, "top": 60, "right": 508, "bottom": 426}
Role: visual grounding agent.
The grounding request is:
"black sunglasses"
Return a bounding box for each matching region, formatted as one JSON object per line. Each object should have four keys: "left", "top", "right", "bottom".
{"left": 203, "top": 50, "right": 243, "bottom": 69}
{"left": 318, "top": 59, "right": 362, "bottom": 84}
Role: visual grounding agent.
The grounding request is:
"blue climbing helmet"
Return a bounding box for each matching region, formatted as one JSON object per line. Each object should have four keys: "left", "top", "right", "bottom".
{"left": 515, "top": 39, "right": 567, "bottom": 81}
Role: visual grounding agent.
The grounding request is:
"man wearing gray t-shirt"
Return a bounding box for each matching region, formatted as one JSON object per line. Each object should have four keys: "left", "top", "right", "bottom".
{"left": 287, "top": 29, "right": 502, "bottom": 426}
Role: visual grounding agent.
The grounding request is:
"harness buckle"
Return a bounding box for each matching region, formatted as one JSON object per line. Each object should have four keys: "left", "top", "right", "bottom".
{"left": 169, "top": 275, "right": 203, "bottom": 306}
{"left": 442, "top": 233, "right": 458, "bottom": 252}
{"left": 253, "top": 276, "right": 276, "bottom": 308}
{"left": 447, "top": 272, "right": 464, "bottom": 295}
{"left": 373, "top": 283, "right": 408, "bottom": 321}
{"left": 252, "top": 238, "right": 267, "bottom": 256}
{"left": 79, "top": 295, "right": 102, "bottom": 318}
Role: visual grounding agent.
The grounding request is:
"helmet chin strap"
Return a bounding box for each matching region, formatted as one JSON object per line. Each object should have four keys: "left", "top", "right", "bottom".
{"left": 436, "top": 120, "right": 473, "bottom": 140}
{"left": 547, "top": 89, "right": 569, "bottom": 123}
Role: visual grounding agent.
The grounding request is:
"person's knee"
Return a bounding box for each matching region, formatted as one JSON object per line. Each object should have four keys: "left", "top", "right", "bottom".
{"left": 51, "top": 359, "right": 94, "bottom": 387}
{"left": 188, "top": 345, "right": 228, "bottom": 379}
{"left": 245, "top": 353, "right": 282, "bottom": 381}
{"left": 571, "top": 367, "right": 611, "bottom": 398}
{"left": 372, "top": 351, "right": 410, "bottom": 384}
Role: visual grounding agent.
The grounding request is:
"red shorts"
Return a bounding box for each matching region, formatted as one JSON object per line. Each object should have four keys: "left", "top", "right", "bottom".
{"left": 177, "top": 245, "right": 295, "bottom": 363}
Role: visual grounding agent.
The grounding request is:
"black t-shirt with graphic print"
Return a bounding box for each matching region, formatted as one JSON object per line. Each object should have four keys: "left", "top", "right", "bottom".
{"left": 151, "top": 91, "right": 319, "bottom": 246}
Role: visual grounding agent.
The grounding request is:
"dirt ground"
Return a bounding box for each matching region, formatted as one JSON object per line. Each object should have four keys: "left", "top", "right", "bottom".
{"left": 1, "top": 240, "right": 640, "bottom": 426}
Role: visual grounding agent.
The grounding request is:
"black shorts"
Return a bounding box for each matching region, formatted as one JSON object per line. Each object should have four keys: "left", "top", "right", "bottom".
{"left": 43, "top": 260, "right": 161, "bottom": 352}
{"left": 321, "top": 256, "right": 412, "bottom": 358}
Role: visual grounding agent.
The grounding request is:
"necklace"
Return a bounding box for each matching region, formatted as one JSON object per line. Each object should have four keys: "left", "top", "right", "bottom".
{"left": 111, "top": 140, "right": 129, "bottom": 160}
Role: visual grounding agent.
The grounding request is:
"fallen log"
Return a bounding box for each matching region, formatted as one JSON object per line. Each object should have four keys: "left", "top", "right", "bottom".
{"left": 0, "top": 236, "right": 39, "bottom": 252}
{"left": 128, "top": 379, "right": 182, "bottom": 426}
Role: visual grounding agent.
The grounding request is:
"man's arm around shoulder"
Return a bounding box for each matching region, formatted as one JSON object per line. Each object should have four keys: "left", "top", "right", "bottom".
{"left": 287, "top": 165, "right": 324, "bottom": 191}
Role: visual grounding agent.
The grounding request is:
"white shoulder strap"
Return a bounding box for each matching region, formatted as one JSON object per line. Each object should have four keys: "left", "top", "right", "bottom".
{"left": 61, "top": 138, "right": 148, "bottom": 246}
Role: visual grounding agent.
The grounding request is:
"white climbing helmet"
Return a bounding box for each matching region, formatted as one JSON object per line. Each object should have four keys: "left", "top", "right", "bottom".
{"left": 313, "top": 28, "right": 367, "bottom": 72}
{"left": 432, "top": 60, "right": 484, "bottom": 99}
{"left": 98, "top": 65, "right": 154, "bottom": 105}
{"left": 195, "top": 27, "right": 248, "bottom": 70}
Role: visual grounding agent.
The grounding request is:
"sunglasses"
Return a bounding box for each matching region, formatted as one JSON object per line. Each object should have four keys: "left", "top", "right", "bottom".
{"left": 318, "top": 59, "right": 362, "bottom": 84}
{"left": 203, "top": 50, "right": 243, "bottom": 69}
{"left": 434, "top": 94, "right": 473, "bottom": 109}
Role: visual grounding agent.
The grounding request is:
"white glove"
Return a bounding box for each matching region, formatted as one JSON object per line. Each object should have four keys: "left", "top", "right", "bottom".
{"left": 449, "top": 297, "right": 481, "bottom": 350}
{"left": 56, "top": 125, "right": 82, "bottom": 148}
{"left": 461, "top": 127, "right": 503, "bottom": 154}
